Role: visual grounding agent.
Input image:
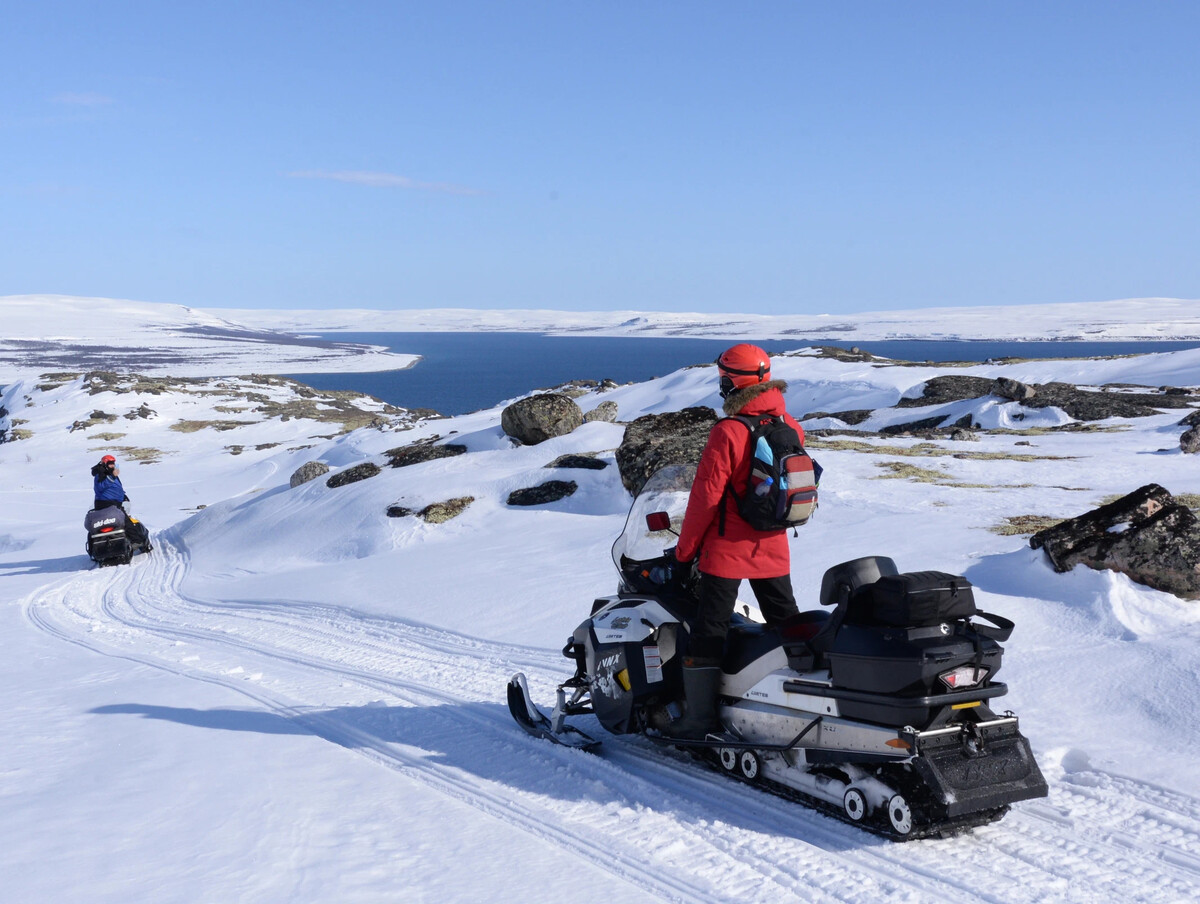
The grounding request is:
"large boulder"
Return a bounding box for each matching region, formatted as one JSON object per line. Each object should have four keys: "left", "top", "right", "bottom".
{"left": 584, "top": 401, "right": 619, "bottom": 423}
{"left": 546, "top": 454, "right": 608, "bottom": 470}
{"left": 615, "top": 407, "right": 717, "bottom": 496}
{"left": 290, "top": 461, "right": 331, "bottom": 488}
{"left": 326, "top": 462, "right": 381, "bottom": 488}
{"left": 385, "top": 440, "right": 467, "bottom": 468}
{"left": 500, "top": 394, "right": 584, "bottom": 445}
{"left": 507, "top": 480, "right": 578, "bottom": 506}
{"left": 994, "top": 377, "right": 1037, "bottom": 401}
{"left": 1030, "top": 484, "right": 1200, "bottom": 600}
{"left": 1182, "top": 426, "right": 1200, "bottom": 454}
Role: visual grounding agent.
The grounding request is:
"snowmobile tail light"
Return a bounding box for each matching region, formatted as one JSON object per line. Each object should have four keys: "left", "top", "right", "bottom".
{"left": 616, "top": 669, "right": 631, "bottom": 692}
{"left": 885, "top": 738, "right": 911, "bottom": 750}
{"left": 939, "top": 665, "right": 988, "bottom": 690}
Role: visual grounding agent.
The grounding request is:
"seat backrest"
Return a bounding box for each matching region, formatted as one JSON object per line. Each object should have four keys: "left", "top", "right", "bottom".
{"left": 819, "top": 556, "right": 899, "bottom": 607}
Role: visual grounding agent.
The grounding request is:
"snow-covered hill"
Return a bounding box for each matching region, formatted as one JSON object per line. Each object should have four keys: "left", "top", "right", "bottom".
{"left": 0, "top": 295, "right": 416, "bottom": 382}
{"left": 3, "top": 334, "right": 1200, "bottom": 902}
{"left": 218, "top": 296, "right": 1200, "bottom": 342}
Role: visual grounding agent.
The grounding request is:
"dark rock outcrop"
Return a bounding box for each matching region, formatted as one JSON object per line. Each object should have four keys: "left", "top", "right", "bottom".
{"left": 385, "top": 440, "right": 467, "bottom": 468}
{"left": 546, "top": 454, "right": 608, "bottom": 470}
{"left": 386, "top": 505, "right": 413, "bottom": 518}
{"left": 583, "top": 401, "right": 619, "bottom": 424}
{"left": 615, "top": 407, "right": 717, "bottom": 495}
{"left": 880, "top": 415, "right": 951, "bottom": 435}
{"left": 500, "top": 394, "right": 584, "bottom": 445}
{"left": 994, "top": 377, "right": 1036, "bottom": 401}
{"left": 897, "top": 376, "right": 996, "bottom": 408}
{"left": 326, "top": 462, "right": 381, "bottom": 488}
{"left": 290, "top": 461, "right": 331, "bottom": 488}
{"left": 1180, "top": 409, "right": 1200, "bottom": 428}
{"left": 1030, "top": 484, "right": 1200, "bottom": 600}
{"left": 507, "top": 480, "right": 578, "bottom": 506}
{"left": 1183, "top": 426, "right": 1200, "bottom": 455}
{"left": 1022, "top": 383, "right": 1174, "bottom": 421}
{"left": 802, "top": 409, "right": 873, "bottom": 425}
{"left": 124, "top": 403, "right": 156, "bottom": 420}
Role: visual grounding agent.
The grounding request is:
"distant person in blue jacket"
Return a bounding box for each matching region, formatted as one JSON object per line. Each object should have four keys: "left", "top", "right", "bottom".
{"left": 90, "top": 454, "right": 150, "bottom": 549}
{"left": 91, "top": 455, "right": 127, "bottom": 509}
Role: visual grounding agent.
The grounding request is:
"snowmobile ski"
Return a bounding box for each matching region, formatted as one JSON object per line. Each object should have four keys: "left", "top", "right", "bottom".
{"left": 507, "top": 673, "right": 599, "bottom": 751}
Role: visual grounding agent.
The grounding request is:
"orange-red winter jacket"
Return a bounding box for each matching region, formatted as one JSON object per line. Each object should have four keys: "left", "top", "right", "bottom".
{"left": 675, "top": 381, "right": 804, "bottom": 579}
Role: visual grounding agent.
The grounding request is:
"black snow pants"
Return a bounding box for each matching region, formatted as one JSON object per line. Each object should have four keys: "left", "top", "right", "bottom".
{"left": 688, "top": 572, "right": 799, "bottom": 661}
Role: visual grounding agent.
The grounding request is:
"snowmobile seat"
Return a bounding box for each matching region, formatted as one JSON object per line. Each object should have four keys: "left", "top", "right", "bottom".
{"left": 722, "top": 611, "right": 830, "bottom": 675}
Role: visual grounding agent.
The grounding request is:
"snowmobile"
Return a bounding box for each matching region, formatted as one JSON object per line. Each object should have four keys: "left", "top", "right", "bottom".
{"left": 508, "top": 464, "right": 1048, "bottom": 840}
{"left": 85, "top": 505, "right": 151, "bottom": 566}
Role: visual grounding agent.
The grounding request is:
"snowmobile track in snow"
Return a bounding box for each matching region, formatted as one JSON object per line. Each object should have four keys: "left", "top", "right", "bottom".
{"left": 25, "top": 533, "right": 1200, "bottom": 904}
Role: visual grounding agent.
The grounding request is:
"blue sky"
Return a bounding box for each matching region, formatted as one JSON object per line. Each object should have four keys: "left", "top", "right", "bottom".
{"left": 2, "top": 1, "right": 1197, "bottom": 314}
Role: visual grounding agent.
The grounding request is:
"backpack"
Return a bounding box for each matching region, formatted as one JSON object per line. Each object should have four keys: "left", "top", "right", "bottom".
{"left": 723, "top": 413, "right": 820, "bottom": 533}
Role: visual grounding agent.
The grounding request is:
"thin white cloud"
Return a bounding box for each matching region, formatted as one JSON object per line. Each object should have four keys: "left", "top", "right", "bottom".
{"left": 288, "top": 169, "right": 482, "bottom": 196}
{"left": 51, "top": 92, "right": 114, "bottom": 107}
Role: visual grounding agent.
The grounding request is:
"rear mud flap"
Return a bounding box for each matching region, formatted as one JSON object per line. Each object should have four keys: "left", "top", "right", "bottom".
{"left": 913, "top": 724, "right": 1048, "bottom": 817}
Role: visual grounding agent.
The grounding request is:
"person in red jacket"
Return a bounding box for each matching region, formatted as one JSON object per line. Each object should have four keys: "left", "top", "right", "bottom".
{"left": 667, "top": 343, "right": 804, "bottom": 738}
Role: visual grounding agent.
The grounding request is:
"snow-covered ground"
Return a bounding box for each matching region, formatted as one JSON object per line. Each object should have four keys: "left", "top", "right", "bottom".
{"left": 0, "top": 295, "right": 415, "bottom": 381}
{"left": 220, "top": 296, "right": 1200, "bottom": 342}
{"left": 3, "top": 298, "right": 1200, "bottom": 903}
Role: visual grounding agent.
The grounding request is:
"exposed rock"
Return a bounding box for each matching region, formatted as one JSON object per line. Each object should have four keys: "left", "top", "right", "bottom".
{"left": 1183, "top": 426, "right": 1200, "bottom": 455}
{"left": 880, "top": 415, "right": 951, "bottom": 436}
{"left": 897, "top": 376, "right": 996, "bottom": 408}
{"left": 583, "top": 401, "right": 619, "bottom": 423}
{"left": 546, "top": 454, "right": 608, "bottom": 470}
{"left": 949, "top": 428, "right": 979, "bottom": 442}
{"left": 507, "top": 480, "right": 579, "bottom": 506}
{"left": 69, "top": 409, "right": 119, "bottom": 432}
{"left": 290, "top": 461, "right": 331, "bottom": 488}
{"left": 896, "top": 374, "right": 1188, "bottom": 422}
{"left": 1030, "top": 484, "right": 1200, "bottom": 600}
{"left": 124, "top": 403, "right": 157, "bottom": 420}
{"left": 994, "top": 377, "right": 1037, "bottom": 401}
{"left": 811, "top": 345, "right": 875, "bottom": 363}
{"left": 500, "top": 394, "right": 584, "bottom": 445}
{"left": 325, "top": 462, "right": 381, "bottom": 488}
{"left": 419, "top": 496, "right": 474, "bottom": 523}
{"left": 386, "top": 505, "right": 413, "bottom": 518}
{"left": 385, "top": 439, "right": 467, "bottom": 468}
{"left": 803, "top": 409, "right": 873, "bottom": 426}
{"left": 1179, "top": 409, "right": 1200, "bottom": 428}
{"left": 615, "top": 407, "right": 718, "bottom": 495}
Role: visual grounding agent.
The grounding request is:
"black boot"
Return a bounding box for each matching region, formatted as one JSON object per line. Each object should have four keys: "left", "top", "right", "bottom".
{"left": 664, "top": 658, "right": 723, "bottom": 740}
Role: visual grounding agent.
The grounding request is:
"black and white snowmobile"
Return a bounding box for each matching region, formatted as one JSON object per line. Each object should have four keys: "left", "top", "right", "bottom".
{"left": 508, "top": 464, "right": 1047, "bottom": 840}
{"left": 85, "top": 506, "right": 151, "bottom": 566}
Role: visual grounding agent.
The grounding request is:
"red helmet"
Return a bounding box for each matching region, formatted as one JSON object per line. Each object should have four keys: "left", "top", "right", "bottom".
{"left": 101, "top": 455, "right": 116, "bottom": 464}
{"left": 716, "top": 344, "right": 771, "bottom": 396}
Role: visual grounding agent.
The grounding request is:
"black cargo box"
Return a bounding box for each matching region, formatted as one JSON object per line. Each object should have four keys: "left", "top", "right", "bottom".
{"left": 826, "top": 622, "right": 1002, "bottom": 727}
{"left": 868, "top": 571, "right": 977, "bottom": 626}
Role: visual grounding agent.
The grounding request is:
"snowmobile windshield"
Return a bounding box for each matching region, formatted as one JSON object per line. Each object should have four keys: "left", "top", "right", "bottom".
{"left": 612, "top": 463, "right": 697, "bottom": 571}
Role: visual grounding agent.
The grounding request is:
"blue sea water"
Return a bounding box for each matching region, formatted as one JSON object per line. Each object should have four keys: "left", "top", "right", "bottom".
{"left": 288, "top": 332, "right": 1200, "bottom": 416}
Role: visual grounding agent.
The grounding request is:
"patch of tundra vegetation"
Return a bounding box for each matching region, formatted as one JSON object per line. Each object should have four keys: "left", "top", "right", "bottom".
{"left": 65, "top": 370, "right": 420, "bottom": 436}
{"left": 870, "top": 461, "right": 998, "bottom": 488}
{"left": 90, "top": 432, "right": 127, "bottom": 441}
{"left": 805, "top": 438, "right": 1074, "bottom": 462}
{"left": 990, "top": 515, "right": 1067, "bottom": 536}
{"left": 91, "top": 445, "right": 169, "bottom": 464}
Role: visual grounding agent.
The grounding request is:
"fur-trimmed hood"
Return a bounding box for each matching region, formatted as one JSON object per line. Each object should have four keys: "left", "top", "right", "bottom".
{"left": 722, "top": 379, "right": 788, "bottom": 416}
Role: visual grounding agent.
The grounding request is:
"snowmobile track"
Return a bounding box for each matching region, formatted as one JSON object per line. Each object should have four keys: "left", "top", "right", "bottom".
{"left": 24, "top": 533, "right": 1200, "bottom": 904}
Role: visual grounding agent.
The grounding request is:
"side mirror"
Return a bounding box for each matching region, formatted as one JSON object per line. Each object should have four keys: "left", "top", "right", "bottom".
{"left": 645, "top": 511, "right": 673, "bottom": 533}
